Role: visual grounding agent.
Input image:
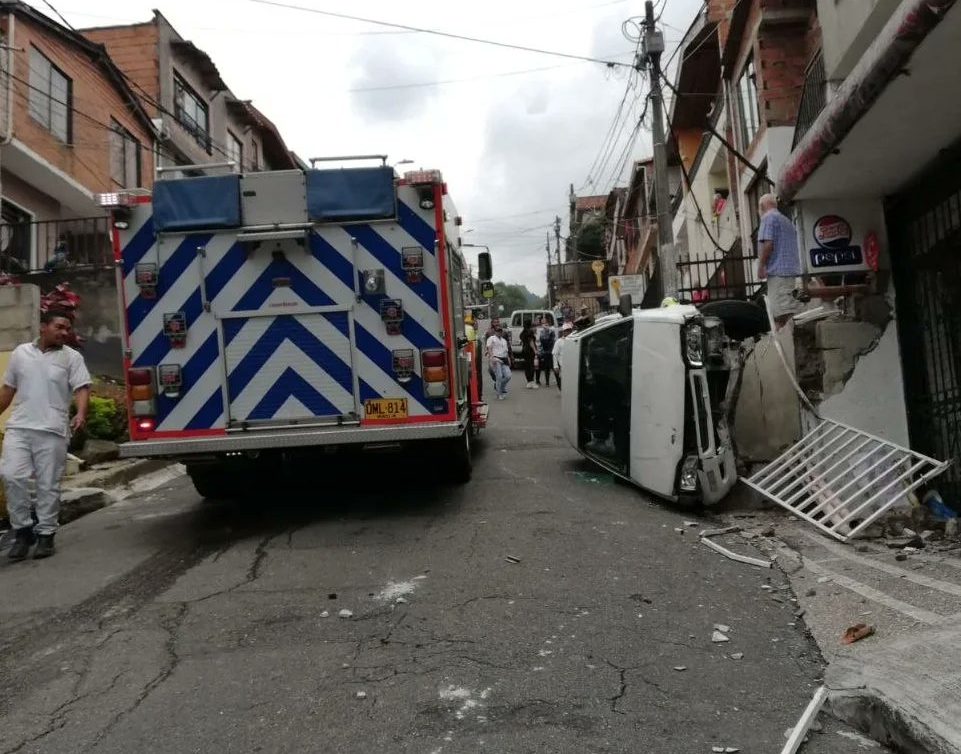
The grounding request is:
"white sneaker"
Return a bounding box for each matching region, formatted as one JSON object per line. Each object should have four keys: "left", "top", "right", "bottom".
{"left": 526, "top": 381, "right": 535, "bottom": 389}
{"left": 533, "top": 383, "right": 540, "bottom": 389}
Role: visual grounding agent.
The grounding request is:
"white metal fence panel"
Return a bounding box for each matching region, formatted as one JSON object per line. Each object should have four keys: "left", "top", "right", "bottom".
{"left": 744, "top": 418, "right": 949, "bottom": 541}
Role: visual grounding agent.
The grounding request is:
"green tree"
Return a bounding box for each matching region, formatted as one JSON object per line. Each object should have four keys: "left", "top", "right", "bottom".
{"left": 493, "top": 282, "right": 531, "bottom": 317}
{"left": 576, "top": 217, "right": 606, "bottom": 259}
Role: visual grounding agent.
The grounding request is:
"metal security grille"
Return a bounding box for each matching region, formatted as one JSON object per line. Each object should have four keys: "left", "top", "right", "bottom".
{"left": 889, "top": 149, "right": 961, "bottom": 503}
{"left": 744, "top": 419, "right": 949, "bottom": 541}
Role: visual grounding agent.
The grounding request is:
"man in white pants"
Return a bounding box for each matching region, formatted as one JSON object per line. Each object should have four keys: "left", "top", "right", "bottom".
{"left": 1, "top": 310, "right": 90, "bottom": 560}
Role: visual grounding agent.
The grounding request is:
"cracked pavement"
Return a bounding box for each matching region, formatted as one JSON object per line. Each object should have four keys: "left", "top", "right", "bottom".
{"left": 0, "top": 386, "right": 880, "bottom": 752}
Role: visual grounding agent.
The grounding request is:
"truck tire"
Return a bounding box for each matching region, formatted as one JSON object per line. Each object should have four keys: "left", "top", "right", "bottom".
{"left": 445, "top": 428, "right": 473, "bottom": 484}
{"left": 699, "top": 300, "right": 770, "bottom": 340}
{"left": 186, "top": 463, "right": 244, "bottom": 501}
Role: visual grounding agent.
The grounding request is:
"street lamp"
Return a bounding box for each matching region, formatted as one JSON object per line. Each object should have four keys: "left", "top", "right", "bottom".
{"left": 392, "top": 159, "right": 414, "bottom": 168}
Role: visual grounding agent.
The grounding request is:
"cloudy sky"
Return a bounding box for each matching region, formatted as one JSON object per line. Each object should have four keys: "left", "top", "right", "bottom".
{"left": 35, "top": 0, "right": 701, "bottom": 293}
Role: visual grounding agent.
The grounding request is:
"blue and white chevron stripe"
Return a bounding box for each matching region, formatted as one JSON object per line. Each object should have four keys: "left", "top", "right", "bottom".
{"left": 120, "top": 194, "right": 447, "bottom": 431}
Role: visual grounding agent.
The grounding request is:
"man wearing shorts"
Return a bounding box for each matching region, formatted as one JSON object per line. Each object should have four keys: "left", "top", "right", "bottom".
{"left": 756, "top": 193, "right": 801, "bottom": 329}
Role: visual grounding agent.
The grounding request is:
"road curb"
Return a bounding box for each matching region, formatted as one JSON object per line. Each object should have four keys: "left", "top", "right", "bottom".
{"left": 763, "top": 533, "right": 961, "bottom": 754}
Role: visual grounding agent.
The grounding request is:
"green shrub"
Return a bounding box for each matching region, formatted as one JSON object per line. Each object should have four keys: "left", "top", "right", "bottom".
{"left": 86, "top": 396, "right": 119, "bottom": 440}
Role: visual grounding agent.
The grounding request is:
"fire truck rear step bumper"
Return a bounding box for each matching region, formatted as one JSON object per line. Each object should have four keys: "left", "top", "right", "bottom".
{"left": 120, "top": 418, "right": 469, "bottom": 459}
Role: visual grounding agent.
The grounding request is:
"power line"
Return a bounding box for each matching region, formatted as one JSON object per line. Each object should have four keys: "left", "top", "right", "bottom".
{"left": 349, "top": 62, "right": 577, "bottom": 93}
{"left": 248, "top": 0, "right": 633, "bottom": 69}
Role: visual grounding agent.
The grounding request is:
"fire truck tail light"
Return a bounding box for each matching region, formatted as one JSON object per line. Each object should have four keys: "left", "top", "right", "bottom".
{"left": 128, "top": 368, "right": 153, "bottom": 386}
{"left": 136, "top": 417, "right": 156, "bottom": 432}
{"left": 130, "top": 385, "right": 152, "bottom": 401}
{"left": 421, "top": 349, "right": 449, "bottom": 398}
{"left": 421, "top": 350, "right": 447, "bottom": 369}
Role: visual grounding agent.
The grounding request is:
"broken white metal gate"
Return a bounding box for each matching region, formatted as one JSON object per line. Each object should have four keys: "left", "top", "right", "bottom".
{"left": 744, "top": 418, "right": 950, "bottom": 541}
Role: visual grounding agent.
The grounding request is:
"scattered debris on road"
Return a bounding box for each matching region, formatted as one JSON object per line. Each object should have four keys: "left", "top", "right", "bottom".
{"left": 319, "top": 610, "right": 329, "bottom": 618}
{"left": 673, "top": 665, "right": 687, "bottom": 671}
{"left": 338, "top": 609, "right": 354, "bottom": 619}
{"left": 780, "top": 685, "right": 827, "bottom": 754}
{"left": 701, "top": 536, "right": 773, "bottom": 568}
{"left": 711, "top": 746, "right": 740, "bottom": 753}
{"left": 730, "top": 652, "right": 744, "bottom": 660}
{"left": 711, "top": 630, "right": 730, "bottom": 643}
{"left": 700, "top": 525, "right": 741, "bottom": 538}
{"left": 356, "top": 691, "right": 367, "bottom": 700}
{"left": 505, "top": 555, "right": 521, "bottom": 563}
{"left": 841, "top": 623, "right": 875, "bottom": 644}
{"left": 714, "top": 623, "right": 731, "bottom": 633}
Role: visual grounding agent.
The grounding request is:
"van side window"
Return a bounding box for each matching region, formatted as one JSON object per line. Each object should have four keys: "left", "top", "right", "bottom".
{"left": 511, "top": 314, "right": 521, "bottom": 327}
{"left": 545, "top": 314, "right": 555, "bottom": 326}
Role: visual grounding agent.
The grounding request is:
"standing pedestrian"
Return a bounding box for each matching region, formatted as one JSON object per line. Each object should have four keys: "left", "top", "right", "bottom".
{"left": 535, "top": 317, "right": 556, "bottom": 387}
{"left": 0, "top": 309, "right": 90, "bottom": 561}
{"left": 553, "top": 322, "right": 573, "bottom": 389}
{"left": 756, "top": 193, "right": 802, "bottom": 329}
{"left": 519, "top": 320, "right": 538, "bottom": 389}
{"left": 485, "top": 326, "right": 512, "bottom": 400}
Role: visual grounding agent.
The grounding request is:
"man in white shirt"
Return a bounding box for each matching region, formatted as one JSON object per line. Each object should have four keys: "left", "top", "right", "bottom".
{"left": 0, "top": 309, "right": 91, "bottom": 560}
{"left": 552, "top": 322, "right": 573, "bottom": 389}
{"left": 484, "top": 326, "right": 512, "bottom": 400}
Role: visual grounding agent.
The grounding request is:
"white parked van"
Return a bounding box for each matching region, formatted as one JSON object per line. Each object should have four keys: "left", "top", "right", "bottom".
{"left": 508, "top": 309, "right": 558, "bottom": 358}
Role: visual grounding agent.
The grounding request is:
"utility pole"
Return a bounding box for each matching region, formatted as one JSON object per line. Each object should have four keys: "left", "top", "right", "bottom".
{"left": 642, "top": 0, "right": 677, "bottom": 299}
{"left": 545, "top": 231, "right": 554, "bottom": 307}
{"left": 554, "top": 215, "right": 562, "bottom": 264}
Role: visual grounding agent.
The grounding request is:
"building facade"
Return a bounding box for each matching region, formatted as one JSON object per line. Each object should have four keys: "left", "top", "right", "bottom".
{"left": 0, "top": 1, "right": 156, "bottom": 272}
{"left": 83, "top": 10, "right": 298, "bottom": 174}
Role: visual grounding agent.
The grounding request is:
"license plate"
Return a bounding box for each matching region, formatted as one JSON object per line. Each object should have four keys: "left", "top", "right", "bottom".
{"left": 364, "top": 398, "right": 408, "bottom": 420}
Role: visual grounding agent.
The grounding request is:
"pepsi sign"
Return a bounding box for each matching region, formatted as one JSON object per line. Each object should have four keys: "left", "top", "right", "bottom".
{"left": 810, "top": 214, "right": 862, "bottom": 268}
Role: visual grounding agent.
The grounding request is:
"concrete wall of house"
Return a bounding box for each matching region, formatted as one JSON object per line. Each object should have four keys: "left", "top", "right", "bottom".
{"left": 0, "top": 283, "right": 40, "bottom": 433}
{"left": 0, "top": 283, "right": 39, "bottom": 351}
{"left": 735, "top": 326, "right": 802, "bottom": 461}
{"left": 1, "top": 170, "right": 60, "bottom": 221}
{"left": 2, "top": 13, "right": 154, "bottom": 193}
{"left": 817, "top": 0, "right": 900, "bottom": 81}
{"left": 816, "top": 317, "right": 910, "bottom": 445}
{"left": 22, "top": 268, "right": 122, "bottom": 378}
{"left": 83, "top": 21, "right": 160, "bottom": 113}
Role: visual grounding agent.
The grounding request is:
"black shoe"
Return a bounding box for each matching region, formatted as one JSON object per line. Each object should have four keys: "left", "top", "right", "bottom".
{"left": 33, "top": 534, "right": 55, "bottom": 559}
{"left": 8, "top": 528, "right": 35, "bottom": 561}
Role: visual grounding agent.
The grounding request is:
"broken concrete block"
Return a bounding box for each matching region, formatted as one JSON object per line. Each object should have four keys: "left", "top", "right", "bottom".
{"left": 338, "top": 609, "right": 354, "bottom": 619}
{"left": 711, "top": 631, "right": 730, "bottom": 643}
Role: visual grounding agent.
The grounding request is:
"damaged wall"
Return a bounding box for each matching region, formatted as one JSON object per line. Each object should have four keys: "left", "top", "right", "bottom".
{"left": 795, "top": 289, "right": 910, "bottom": 446}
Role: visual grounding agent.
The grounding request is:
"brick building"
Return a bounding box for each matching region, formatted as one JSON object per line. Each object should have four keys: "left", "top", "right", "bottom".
{"left": 83, "top": 10, "right": 299, "bottom": 173}
{"left": 0, "top": 0, "right": 156, "bottom": 271}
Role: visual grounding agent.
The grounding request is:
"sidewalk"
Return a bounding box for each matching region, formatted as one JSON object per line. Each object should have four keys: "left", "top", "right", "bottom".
{"left": 732, "top": 509, "right": 961, "bottom": 753}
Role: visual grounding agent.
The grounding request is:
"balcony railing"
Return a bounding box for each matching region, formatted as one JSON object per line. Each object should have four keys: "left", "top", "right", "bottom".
{"left": 548, "top": 259, "right": 608, "bottom": 294}
{"left": 0, "top": 216, "right": 112, "bottom": 273}
{"left": 676, "top": 246, "right": 762, "bottom": 304}
{"left": 793, "top": 52, "right": 827, "bottom": 148}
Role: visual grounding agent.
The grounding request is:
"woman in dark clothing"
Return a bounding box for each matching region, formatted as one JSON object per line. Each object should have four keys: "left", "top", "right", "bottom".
{"left": 519, "top": 321, "right": 537, "bottom": 388}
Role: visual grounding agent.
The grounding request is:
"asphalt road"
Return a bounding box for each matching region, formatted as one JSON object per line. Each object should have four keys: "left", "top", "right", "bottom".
{"left": 0, "top": 382, "right": 879, "bottom": 753}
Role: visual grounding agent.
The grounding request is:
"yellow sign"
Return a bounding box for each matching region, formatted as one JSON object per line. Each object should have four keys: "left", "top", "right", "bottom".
{"left": 591, "top": 260, "right": 605, "bottom": 288}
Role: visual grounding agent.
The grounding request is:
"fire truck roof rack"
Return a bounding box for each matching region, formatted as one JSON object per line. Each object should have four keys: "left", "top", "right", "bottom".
{"left": 308, "top": 154, "right": 388, "bottom": 167}
{"left": 157, "top": 161, "right": 239, "bottom": 179}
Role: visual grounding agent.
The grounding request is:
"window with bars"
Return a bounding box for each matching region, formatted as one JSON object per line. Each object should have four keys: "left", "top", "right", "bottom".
{"left": 28, "top": 46, "right": 71, "bottom": 143}
{"left": 227, "top": 130, "right": 243, "bottom": 170}
{"left": 173, "top": 73, "right": 210, "bottom": 153}
{"left": 109, "top": 119, "right": 141, "bottom": 188}
{"left": 736, "top": 56, "right": 760, "bottom": 150}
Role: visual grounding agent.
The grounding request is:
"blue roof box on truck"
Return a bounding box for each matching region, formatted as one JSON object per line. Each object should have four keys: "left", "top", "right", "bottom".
{"left": 153, "top": 174, "right": 242, "bottom": 232}
{"left": 305, "top": 166, "right": 395, "bottom": 222}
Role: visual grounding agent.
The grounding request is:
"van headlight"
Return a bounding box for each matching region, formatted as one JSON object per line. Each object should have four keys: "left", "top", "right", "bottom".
{"left": 679, "top": 454, "right": 699, "bottom": 492}
{"left": 684, "top": 324, "right": 704, "bottom": 367}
